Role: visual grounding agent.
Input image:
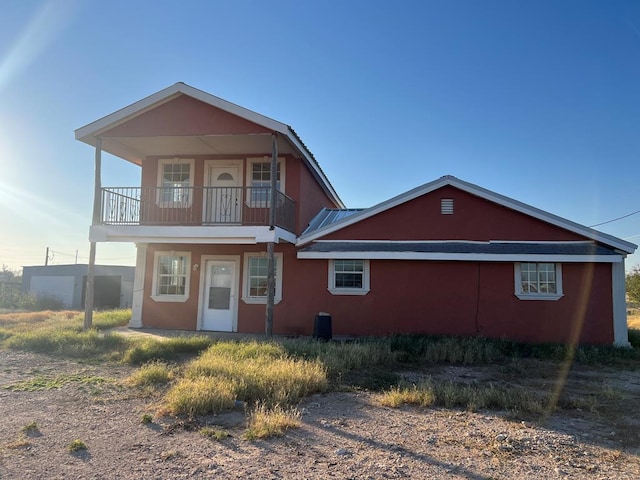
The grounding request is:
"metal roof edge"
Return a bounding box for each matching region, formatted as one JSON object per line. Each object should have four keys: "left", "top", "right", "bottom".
{"left": 75, "top": 82, "right": 289, "bottom": 143}
{"left": 74, "top": 83, "right": 344, "bottom": 208}
{"left": 296, "top": 175, "right": 638, "bottom": 254}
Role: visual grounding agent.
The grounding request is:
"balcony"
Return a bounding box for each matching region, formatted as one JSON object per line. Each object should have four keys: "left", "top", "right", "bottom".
{"left": 99, "top": 187, "right": 296, "bottom": 232}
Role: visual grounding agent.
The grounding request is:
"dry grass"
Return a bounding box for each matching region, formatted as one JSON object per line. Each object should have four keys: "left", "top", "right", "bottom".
{"left": 378, "top": 380, "right": 547, "bottom": 413}
{"left": 164, "top": 376, "right": 237, "bottom": 416}
{"left": 627, "top": 313, "right": 640, "bottom": 329}
{"left": 163, "top": 341, "right": 327, "bottom": 416}
{"left": 126, "top": 360, "right": 175, "bottom": 387}
{"left": 244, "top": 404, "right": 301, "bottom": 440}
{"left": 378, "top": 383, "right": 436, "bottom": 408}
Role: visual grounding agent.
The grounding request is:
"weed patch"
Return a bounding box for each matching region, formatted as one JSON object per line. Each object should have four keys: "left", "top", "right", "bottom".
{"left": 200, "top": 427, "right": 230, "bottom": 440}
{"left": 164, "top": 341, "right": 327, "bottom": 416}
{"left": 21, "top": 422, "right": 39, "bottom": 435}
{"left": 140, "top": 413, "right": 154, "bottom": 424}
{"left": 165, "top": 376, "right": 237, "bottom": 416}
{"left": 0, "top": 310, "right": 132, "bottom": 360}
{"left": 5, "top": 373, "right": 114, "bottom": 392}
{"left": 126, "top": 360, "right": 174, "bottom": 387}
{"left": 282, "top": 339, "right": 395, "bottom": 377}
{"left": 378, "top": 380, "right": 547, "bottom": 414}
{"left": 67, "top": 439, "right": 87, "bottom": 452}
{"left": 122, "top": 336, "right": 213, "bottom": 365}
{"left": 244, "top": 404, "right": 300, "bottom": 440}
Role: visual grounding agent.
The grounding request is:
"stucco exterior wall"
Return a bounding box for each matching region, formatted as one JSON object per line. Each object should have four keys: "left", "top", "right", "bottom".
{"left": 102, "top": 94, "right": 271, "bottom": 137}
{"left": 322, "top": 186, "right": 587, "bottom": 242}
{"left": 139, "top": 243, "right": 614, "bottom": 344}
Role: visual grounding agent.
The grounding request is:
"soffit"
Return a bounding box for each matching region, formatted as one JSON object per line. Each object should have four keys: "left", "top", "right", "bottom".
{"left": 101, "top": 134, "right": 297, "bottom": 165}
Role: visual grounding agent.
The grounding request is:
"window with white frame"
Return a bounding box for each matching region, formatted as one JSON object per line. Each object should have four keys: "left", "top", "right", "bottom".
{"left": 157, "top": 159, "right": 194, "bottom": 206}
{"left": 246, "top": 158, "right": 284, "bottom": 206}
{"left": 242, "top": 253, "right": 283, "bottom": 304}
{"left": 514, "top": 262, "right": 563, "bottom": 300}
{"left": 151, "top": 252, "right": 190, "bottom": 302}
{"left": 328, "top": 259, "right": 370, "bottom": 295}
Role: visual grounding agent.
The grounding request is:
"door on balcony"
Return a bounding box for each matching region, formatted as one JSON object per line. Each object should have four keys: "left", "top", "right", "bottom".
{"left": 201, "top": 258, "right": 238, "bottom": 331}
{"left": 206, "top": 165, "right": 242, "bottom": 224}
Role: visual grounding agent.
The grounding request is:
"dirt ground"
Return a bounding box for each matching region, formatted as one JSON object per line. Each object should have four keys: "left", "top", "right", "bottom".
{"left": 1, "top": 350, "right": 639, "bottom": 480}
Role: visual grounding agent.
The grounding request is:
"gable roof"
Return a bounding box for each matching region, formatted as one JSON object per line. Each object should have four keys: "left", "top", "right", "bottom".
{"left": 75, "top": 82, "right": 344, "bottom": 208}
{"left": 297, "top": 175, "right": 637, "bottom": 254}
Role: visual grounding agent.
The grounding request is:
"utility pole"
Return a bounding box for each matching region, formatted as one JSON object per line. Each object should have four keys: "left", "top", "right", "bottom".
{"left": 44, "top": 247, "right": 49, "bottom": 266}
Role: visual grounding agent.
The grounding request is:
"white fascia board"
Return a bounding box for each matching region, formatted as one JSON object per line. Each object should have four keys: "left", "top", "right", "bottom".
{"left": 296, "top": 251, "right": 622, "bottom": 263}
{"left": 445, "top": 177, "right": 637, "bottom": 254}
{"left": 312, "top": 239, "right": 595, "bottom": 245}
{"left": 296, "top": 175, "right": 637, "bottom": 254}
{"left": 90, "top": 225, "right": 294, "bottom": 244}
{"left": 283, "top": 129, "right": 345, "bottom": 209}
{"left": 75, "top": 83, "right": 290, "bottom": 144}
{"left": 75, "top": 83, "right": 344, "bottom": 209}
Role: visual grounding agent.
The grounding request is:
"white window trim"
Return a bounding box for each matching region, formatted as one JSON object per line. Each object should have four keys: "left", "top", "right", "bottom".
{"left": 328, "top": 259, "right": 370, "bottom": 295}
{"left": 514, "top": 262, "right": 563, "bottom": 301}
{"left": 151, "top": 251, "right": 191, "bottom": 302}
{"left": 245, "top": 157, "right": 286, "bottom": 207}
{"left": 241, "top": 252, "right": 283, "bottom": 304}
{"left": 156, "top": 158, "right": 195, "bottom": 207}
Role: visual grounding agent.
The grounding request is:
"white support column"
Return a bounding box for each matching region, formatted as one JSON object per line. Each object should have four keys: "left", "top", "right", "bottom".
{"left": 612, "top": 259, "right": 630, "bottom": 347}
{"left": 129, "top": 243, "right": 147, "bottom": 328}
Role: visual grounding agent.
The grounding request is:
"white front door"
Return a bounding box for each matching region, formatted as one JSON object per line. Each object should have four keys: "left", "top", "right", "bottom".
{"left": 206, "top": 165, "right": 241, "bottom": 223}
{"left": 201, "top": 259, "right": 237, "bottom": 331}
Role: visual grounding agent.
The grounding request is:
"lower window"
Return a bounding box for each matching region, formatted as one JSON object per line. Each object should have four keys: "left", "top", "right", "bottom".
{"left": 242, "top": 253, "right": 283, "bottom": 304}
{"left": 328, "top": 259, "right": 370, "bottom": 295}
{"left": 514, "top": 262, "right": 563, "bottom": 300}
{"left": 151, "top": 252, "right": 190, "bottom": 302}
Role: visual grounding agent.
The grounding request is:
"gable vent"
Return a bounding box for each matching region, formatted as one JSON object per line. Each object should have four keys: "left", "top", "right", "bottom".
{"left": 441, "top": 198, "right": 454, "bottom": 214}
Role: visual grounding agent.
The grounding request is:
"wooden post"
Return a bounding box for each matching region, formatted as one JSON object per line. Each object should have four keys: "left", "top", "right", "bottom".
{"left": 265, "top": 242, "right": 275, "bottom": 338}
{"left": 265, "top": 133, "right": 278, "bottom": 338}
{"left": 84, "top": 137, "right": 102, "bottom": 331}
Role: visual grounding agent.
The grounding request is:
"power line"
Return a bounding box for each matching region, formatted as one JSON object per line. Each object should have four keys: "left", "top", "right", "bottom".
{"left": 589, "top": 209, "right": 640, "bottom": 228}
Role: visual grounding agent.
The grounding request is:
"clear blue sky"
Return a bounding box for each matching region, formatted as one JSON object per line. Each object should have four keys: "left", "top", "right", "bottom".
{"left": 2, "top": 0, "right": 640, "bottom": 271}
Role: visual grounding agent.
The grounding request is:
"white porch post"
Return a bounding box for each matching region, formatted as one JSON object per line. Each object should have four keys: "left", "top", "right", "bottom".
{"left": 130, "top": 243, "right": 147, "bottom": 328}
{"left": 612, "top": 259, "right": 630, "bottom": 347}
{"left": 84, "top": 137, "right": 102, "bottom": 330}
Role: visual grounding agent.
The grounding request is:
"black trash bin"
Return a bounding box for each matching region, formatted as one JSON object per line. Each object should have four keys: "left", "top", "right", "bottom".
{"left": 313, "top": 312, "right": 332, "bottom": 341}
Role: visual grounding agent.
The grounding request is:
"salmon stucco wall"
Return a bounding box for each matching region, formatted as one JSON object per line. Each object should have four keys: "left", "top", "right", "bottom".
{"left": 102, "top": 94, "right": 271, "bottom": 138}
{"left": 140, "top": 243, "right": 615, "bottom": 344}
{"left": 323, "top": 186, "right": 587, "bottom": 242}
{"left": 277, "top": 258, "right": 613, "bottom": 344}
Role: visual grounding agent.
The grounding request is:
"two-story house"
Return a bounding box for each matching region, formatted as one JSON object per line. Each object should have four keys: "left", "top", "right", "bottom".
{"left": 76, "top": 83, "right": 637, "bottom": 345}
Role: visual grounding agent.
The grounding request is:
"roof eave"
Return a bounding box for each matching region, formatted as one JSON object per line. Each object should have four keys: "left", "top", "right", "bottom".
{"left": 74, "top": 82, "right": 344, "bottom": 208}
{"left": 296, "top": 175, "right": 638, "bottom": 254}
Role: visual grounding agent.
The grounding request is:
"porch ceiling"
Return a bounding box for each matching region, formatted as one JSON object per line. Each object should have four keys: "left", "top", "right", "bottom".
{"left": 101, "top": 133, "right": 295, "bottom": 165}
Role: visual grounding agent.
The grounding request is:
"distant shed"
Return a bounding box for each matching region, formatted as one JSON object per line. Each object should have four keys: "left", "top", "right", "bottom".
{"left": 22, "top": 264, "right": 135, "bottom": 309}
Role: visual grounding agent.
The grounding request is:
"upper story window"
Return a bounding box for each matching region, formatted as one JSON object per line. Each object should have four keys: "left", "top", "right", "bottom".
{"left": 151, "top": 251, "right": 191, "bottom": 302}
{"left": 158, "top": 159, "right": 194, "bottom": 206}
{"left": 246, "top": 157, "right": 285, "bottom": 206}
{"left": 514, "top": 262, "right": 563, "bottom": 301}
{"left": 328, "top": 259, "right": 370, "bottom": 295}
